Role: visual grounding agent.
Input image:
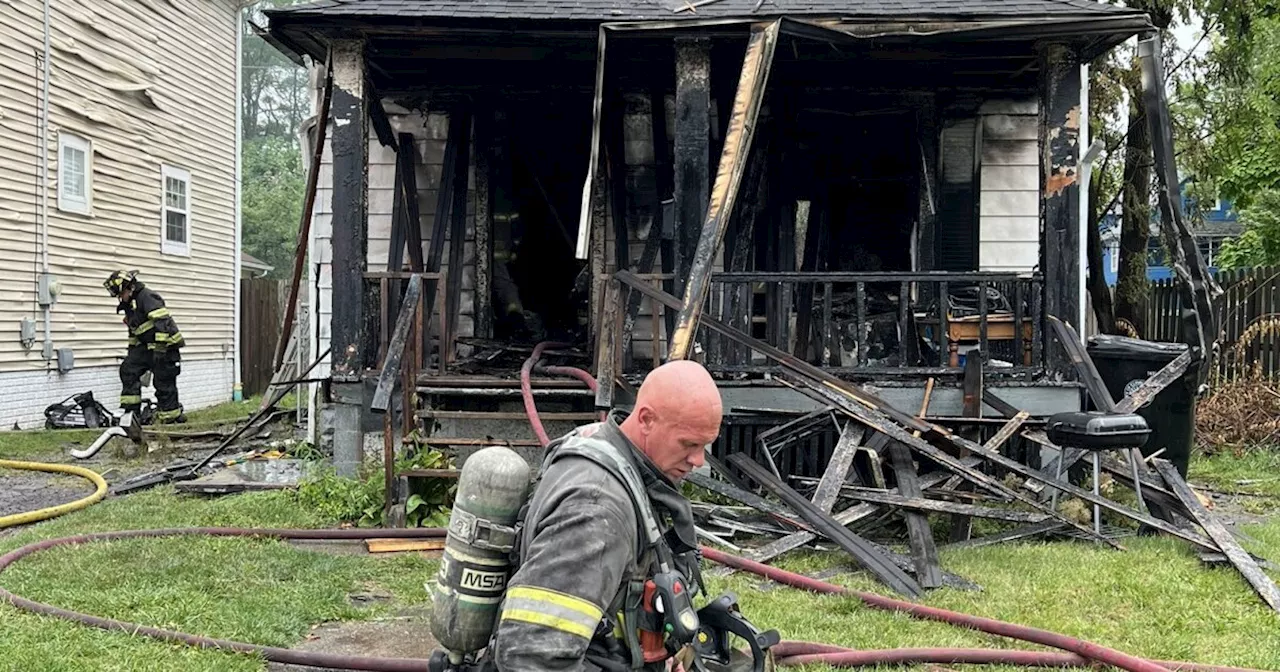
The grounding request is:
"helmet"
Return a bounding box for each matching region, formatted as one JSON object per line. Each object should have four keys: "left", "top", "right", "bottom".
{"left": 103, "top": 270, "right": 138, "bottom": 298}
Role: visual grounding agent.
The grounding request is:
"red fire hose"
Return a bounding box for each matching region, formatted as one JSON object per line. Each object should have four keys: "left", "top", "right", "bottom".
{"left": 0, "top": 526, "right": 1267, "bottom": 672}
{"left": 520, "top": 341, "right": 603, "bottom": 446}
{"left": 0, "top": 346, "right": 1264, "bottom": 672}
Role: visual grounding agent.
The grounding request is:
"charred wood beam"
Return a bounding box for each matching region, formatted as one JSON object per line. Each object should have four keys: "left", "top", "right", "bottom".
{"left": 1138, "top": 34, "right": 1223, "bottom": 385}
{"left": 330, "top": 41, "right": 369, "bottom": 381}
{"left": 1114, "top": 350, "right": 1192, "bottom": 415}
{"left": 275, "top": 58, "right": 331, "bottom": 375}
{"left": 672, "top": 36, "right": 712, "bottom": 296}
{"left": 444, "top": 108, "right": 473, "bottom": 358}
{"left": 787, "top": 373, "right": 1120, "bottom": 550}
{"left": 668, "top": 21, "right": 780, "bottom": 361}
{"left": 575, "top": 26, "right": 607, "bottom": 261}
{"left": 887, "top": 441, "right": 944, "bottom": 588}
{"left": 723, "top": 121, "right": 771, "bottom": 366}
{"left": 399, "top": 134, "right": 425, "bottom": 273}
{"left": 595, "top": 281, "right": 621, "bottom": 410}
{"left": 841, "top": 488, "right": 1050, "bottom": 524}
{"left": 748, "top": 455, "right": 982, "bottom": 565}
{"left": 1038, "top": 44, "right": 1083, "bottom": 374}
{"left": 651, "top": 89, "right": 679, "bottom": 349}
{"left": 1048, "top": 316, "right": 1115, "bottom": 412}
{"left": 472, "top": 111, "right": 493, "bottom": 339}
{"left": 422, "top": 109, "right": 468, "bottom": 354}
{"left": 729, "top": 453, "right": 923, "bottom": 598}
{"left": 366, "top": 79, "right": 397, "bottom": 149}
{"left": 328, "top": 40, "right": 370, "bottom": 479}
{"left": 372, "top": 274, "right": 423, "bottom": 413}
{"left": 1155, "top": 459, "right": 1280, "bottom": 612}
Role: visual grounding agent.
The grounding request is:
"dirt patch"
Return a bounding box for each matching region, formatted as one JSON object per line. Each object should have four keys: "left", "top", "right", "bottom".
{"left": 267, "top": 607, "right": 439, "bottom": 672}
{"left": 0, "top": 468, "right": 98, "bottom": 519}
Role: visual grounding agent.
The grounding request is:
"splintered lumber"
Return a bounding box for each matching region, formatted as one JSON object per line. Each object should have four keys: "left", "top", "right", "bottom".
{"left": 1114, "top": 349, "right": 1193, "bottom": 414}
{"left": 1047, "top": 316, "right": 1116, "bottom": 412}
{"left": 811, "top": 422, "right": 862, "bottom": 512}
{"left": 942, "top": 520, "right": 1067, "bottom": 551}
{"left": 1154, "top": 459, "right": 1280, "bottom": 613}
{"left": 668, "top": 20, "right": 779, "bottom": 361}
{"left": 366, "top": 538, "right": 446, "bottom": 553}
{"left": 729, "top": 453, "right": 923, "bottom": 599}
{"left": 837, "top": 489, "right": 1050, "bottom": 524}
{"left": 785, "top": 374, "right": 1122, "bottom": 550}
{"left": 887, "top": 442, "right": 943, "bottom": 588}
{"left": 686, "top": 471, "right": 807, "bottom": 530}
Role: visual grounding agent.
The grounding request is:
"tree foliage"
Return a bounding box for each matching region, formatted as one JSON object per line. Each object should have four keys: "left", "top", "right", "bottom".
{"left": 240, "top": 0, "right": 311, "bottom": 279}
{"left": 242, "top": 137, "right": 305, "bottom": 278}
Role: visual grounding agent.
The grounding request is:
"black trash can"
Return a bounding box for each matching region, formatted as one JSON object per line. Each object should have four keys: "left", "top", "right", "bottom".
{"left": 1086, "top": 335, "right": 1196, "bottom": 478}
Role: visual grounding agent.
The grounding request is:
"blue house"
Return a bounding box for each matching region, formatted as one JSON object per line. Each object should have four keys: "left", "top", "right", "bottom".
{"left": 1100, "top": 186, "right": 1239, "bottom": 286}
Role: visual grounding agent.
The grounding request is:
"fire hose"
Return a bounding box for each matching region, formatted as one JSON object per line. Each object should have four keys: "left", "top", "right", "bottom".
{"left": 0, "top": 526, "right": 1267, "bottom": 672}
{"left": 0, "top": 344, "right": 1265, "bottom": 671}
{"left": 0, "top": 460, "right": 108, "bottom": 529}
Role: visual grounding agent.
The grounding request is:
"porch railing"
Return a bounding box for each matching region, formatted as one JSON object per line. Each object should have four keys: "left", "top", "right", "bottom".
{"left": 612, "top": 271, "right": 1044, "bottom": 377}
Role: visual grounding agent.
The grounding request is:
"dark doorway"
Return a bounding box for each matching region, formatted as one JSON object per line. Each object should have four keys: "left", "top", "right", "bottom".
{"left": 490, "top": 96, "right": 593, "bottom": 344}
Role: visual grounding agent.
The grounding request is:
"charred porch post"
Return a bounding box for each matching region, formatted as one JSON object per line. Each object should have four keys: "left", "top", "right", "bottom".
{"left": 673, "top": 37, "right": 712, "bottom": 296}
{"left": 328, "top": 39, "right": 369, "bottom": 478}
{"left": 1039, "top": 44, "right": 1082, "bottom": 374}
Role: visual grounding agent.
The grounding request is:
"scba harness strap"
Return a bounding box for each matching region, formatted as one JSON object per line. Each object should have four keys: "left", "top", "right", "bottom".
{"left": 508, "top": 423, "right": 703, "bottom": 670}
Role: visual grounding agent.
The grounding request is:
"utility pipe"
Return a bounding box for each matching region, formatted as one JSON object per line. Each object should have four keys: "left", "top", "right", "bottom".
{"left": 38, "top": 0, "right": 52, "bottom": 360}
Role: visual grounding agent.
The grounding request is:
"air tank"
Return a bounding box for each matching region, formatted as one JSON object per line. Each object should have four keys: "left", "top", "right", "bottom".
{"left": 430, "top": 445, "right": 531, "bottom": 661}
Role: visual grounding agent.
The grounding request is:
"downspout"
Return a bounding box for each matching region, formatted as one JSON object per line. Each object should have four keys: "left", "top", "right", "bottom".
{"left": 233, "top": 4, "right": 244, "bottom": 398}
{"left": 38, "top": 0, "right": 52, "bottom": 361}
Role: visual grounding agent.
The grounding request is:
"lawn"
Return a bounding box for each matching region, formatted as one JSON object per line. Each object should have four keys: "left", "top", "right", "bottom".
{"left": 1, "top": 432, "right": 1278, "bottom": 670}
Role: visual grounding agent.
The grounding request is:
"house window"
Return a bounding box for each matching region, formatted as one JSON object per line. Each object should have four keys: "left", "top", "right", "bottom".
{"left": 161, "top": 165, "right": 191, "bottom": 256}
{"left": 57, "top": 132, "right": 92, "bottom": 215}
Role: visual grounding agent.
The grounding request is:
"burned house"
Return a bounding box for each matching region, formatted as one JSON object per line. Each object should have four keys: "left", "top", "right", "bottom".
{"left": 261, "top": 0, "right": 1157, "bottom": 478}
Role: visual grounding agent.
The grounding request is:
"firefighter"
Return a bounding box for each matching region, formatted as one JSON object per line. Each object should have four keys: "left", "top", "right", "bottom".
{"left": 490, "top": 360, "right": 724, "bottom": 671}
{"left": 103, "top": 270, "right": 186, "bottom": 424}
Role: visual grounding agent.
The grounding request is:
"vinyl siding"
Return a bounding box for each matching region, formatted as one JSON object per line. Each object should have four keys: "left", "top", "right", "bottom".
{"left": 978, "top": 98, "right": 1041, "bottom": 272}
{"left": 0, "top": 0, "right": 239, "bottom": 374}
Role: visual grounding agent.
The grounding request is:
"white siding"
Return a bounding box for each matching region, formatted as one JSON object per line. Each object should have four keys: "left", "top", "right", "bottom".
{"left": 978, "top": 99, "right": 1040, "bottom": 272}
{"left": 308, "top": 100, "right": 477, "bottom": 396}
{"left": 0, "top": 1, "right": 239, "bottom": 383}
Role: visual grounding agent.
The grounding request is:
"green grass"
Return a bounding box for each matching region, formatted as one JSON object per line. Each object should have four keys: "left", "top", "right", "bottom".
{"left": 0, "top": 487, "right": 433, "bottom": 672}
{"left": 1191, "top": 449, "right": 1280, "bottom": 514}
{"left": 0, "top": 450, "right": 1278, "bottom": 671}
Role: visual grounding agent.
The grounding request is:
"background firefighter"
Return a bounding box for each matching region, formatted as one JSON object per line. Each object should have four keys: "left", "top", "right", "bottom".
{"left": 103, "top": 270, "right": 186, "bottom": 424}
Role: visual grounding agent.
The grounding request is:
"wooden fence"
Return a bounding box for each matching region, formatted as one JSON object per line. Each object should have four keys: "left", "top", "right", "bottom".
{"left": 240, "top": 277, "right": 287, "bottom": 397}
{"left": 1147, "top": 266, "right": 1280, "bottom": 383}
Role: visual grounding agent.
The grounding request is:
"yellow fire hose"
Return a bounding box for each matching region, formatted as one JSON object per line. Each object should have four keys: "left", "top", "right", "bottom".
{"left": 0, "top": 460, "right": 108, "bottom": 529}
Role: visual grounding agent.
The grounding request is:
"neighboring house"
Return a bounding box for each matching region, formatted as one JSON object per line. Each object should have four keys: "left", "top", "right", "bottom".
{"left": 241, "top": 251, "right": 275, "bottom": 278}
{"left": 1100, "top": 185, "right": 1240, "bottom": 285}
{"left": 0, "top": 0, "right": 243, "bottom": 429}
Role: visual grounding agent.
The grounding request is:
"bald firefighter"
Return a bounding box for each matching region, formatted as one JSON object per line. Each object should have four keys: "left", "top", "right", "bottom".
{"left": 490, "top": 360, "right": 725, "bottom": 671}
{"left": 103, "top": 270, "right": 186, "bottom": 424}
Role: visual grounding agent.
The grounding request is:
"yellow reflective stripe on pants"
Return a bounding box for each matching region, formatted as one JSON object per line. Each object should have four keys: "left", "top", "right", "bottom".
{"left": 500, "top": 586, "right": 603, "bottom": 639}
{"left": 119, "top": 395, "right": 142, "bottom": 405}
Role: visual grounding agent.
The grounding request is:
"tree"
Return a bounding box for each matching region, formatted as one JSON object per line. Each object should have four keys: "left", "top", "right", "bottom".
{"left": 1217, "top": 189, "right": 1280, "bottom": 267}
{"left": 242, "top": 137, "right": 305, "bottom": 278}
{"left": 239, "top": 0, "right": 313, "bottom": 280}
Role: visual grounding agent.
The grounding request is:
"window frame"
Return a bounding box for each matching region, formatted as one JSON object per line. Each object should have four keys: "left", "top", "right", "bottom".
{"left": 57, "top": 132, "right": 92, "bottom": 215}
{"left": 160, "top": 164, "right": 192, "bottom": 257}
